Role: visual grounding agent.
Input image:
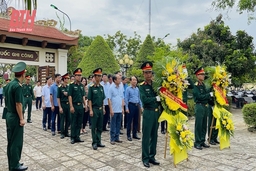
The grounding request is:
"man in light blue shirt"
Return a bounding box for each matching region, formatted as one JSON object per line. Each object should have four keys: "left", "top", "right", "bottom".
{"left": 100, "top": 73, "right": 110, "bottom": 131}
{"left": 0, "top": 84, "right": 3, "bottom": 107}
{"left": 108, "top": 74, "right": 124, "bottom": 145}
{"left": 42, "top": 76, "right": 53, "bottom": 131}
{"left": 125, "top": 76, "right": 143, "bottom": 141}
{"left": 50, "top": 74, "right": 62, "bottom": 136}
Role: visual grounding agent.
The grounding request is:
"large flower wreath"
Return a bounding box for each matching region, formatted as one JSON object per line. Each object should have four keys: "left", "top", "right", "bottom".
{"left": 153, "top": 57, "right": 194, "bottom": 165}
{"left": 206, "top": 65, "right": 234, "bottom": 150}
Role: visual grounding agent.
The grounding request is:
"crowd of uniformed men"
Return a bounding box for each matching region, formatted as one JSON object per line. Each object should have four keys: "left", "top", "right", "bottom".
{"left": 2, "top": 61, "right": 219, "bottom": 170}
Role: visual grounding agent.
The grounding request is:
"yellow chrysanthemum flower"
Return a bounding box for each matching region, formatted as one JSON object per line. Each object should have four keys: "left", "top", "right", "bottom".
{"left": 176, "top": 124, "right": 182, "bottom": 131}
{"left": 222, "top": 120, "right": 227, "bottom": 125}
{"left": 180, "top": 131, "right": 186, "bottom": 138}
{"left": 226, "top": 124, "right": 231, "bottom": 130}
{"left": 167, "top": 75, "right": 176, "bottom": 82}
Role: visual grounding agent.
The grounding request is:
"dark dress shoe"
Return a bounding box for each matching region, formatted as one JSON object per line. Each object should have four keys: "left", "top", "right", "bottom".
{"left": 13, "top": 165, "right": 28, "bottom": 171}
{"left": 71, "top": 139, "right": 75, "bottom": 144}
{"left": 214, "top": 139, "right": 220, "bottom": 144}
{"left": 115, "top": 140, "right": 122, "bottom": 143}
{"left": 202, "top": 143, "right": 210, "bottom": 148}
{"left": 143, "top": 162, "right": 150, "bottom": 168}
{"left": 161, "top": 131, "right": 165, "bottom": 134}
{"left": 97, "top": 144, "right": 105, "bottom": 147}
{"left": 52, "top": 132, "right": 56, "bottom": 136}
{"left": 75, "top": 139, "right": 84, "bottom": 143}
{"left": 20, "top": 163, "right": 23, "bottom": 166}
{"left": 93, "top": 144, "right": 98, "bottom": 150}
{"left": 27, "top": 120, "right": 32, "bottom": 123}
{"left": 60, "top": 135, "right": 65, "bottom": 139}
{"left": 209, "top": 140, "right": 216, "bottom": 145}
{"left": 149, "top": 160, "right": 160, "bottom": 165}
{"left": 127, "top": 137, "right": 132, "bottom": 141}
{"left": 194, "top": 145, "right": 202, "bottom": 150}
{"left": 65, "top": 134, "right": 70, "bottom": 137}
{"left": 119, "top": 132, "right": 123, "bottom": 135}
{"left": 133, "top": 136, "right": 141, "bottom": 140}
{"left": 43, "top": 128, "right": 47, "bottom": 131}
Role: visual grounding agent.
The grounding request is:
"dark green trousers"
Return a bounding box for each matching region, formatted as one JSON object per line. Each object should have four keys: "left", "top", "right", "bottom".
{"left": 142, "top": 109, "right": 159, "bottom": 163}
{"left": 90, "top": 108, "right": 103, "bottom": 145}
{"left": 208, "top": 106, "right": 218, "bottom": 141}
{"left": 60, "top": 102, "right": 70, "bottom": 136}
{"left": 23, "top": 97, "right": 32, "bottom": 121}
{"left": 194, "top": 104, "right": 208, "bottom": 146}
{"left": 71, "top": 104, "right": 83, "bottom": 140}
{"left": 6, "top": 112, "right": 23, "bottom": 170}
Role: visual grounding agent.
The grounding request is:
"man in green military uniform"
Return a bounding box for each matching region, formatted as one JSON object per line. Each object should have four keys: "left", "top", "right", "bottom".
{"left": 5, "top": 62, "right": 28, "bottom": 171}
{"left": 139, "top": 62, "right": 160, "bottom": 168}
{"left": 22, "top": 75, "right": 34, "bottom": 123}
{"left": 193, "top": 67, "right": 211, "bottom": 150}
{"left": 208, "top": 97, "right": 219, "bottom": 145}
{"left": 58, "top": 73, "right": 71, "bottom": 139}
{"left": 68, "top": 68, "right": 87, "bottom": 144}
{"left": 2, "top": 79, "right": 11, "bottom": 119}
{"left": 88, "top": 68, "right": 106, "bottom": 150}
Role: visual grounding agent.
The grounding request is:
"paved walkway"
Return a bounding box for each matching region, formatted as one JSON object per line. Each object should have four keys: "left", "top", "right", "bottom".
{"left": 0, "top": 107, "right": 255, "bottom": 171}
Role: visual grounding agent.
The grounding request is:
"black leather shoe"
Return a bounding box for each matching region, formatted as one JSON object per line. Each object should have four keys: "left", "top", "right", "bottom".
{"left": 127, "top": 137, "right": 132, "bottom": 141}
{"left": 133, "top": 136, "right": 141, "bottom": 140}
{"left": 143, "top": 162, "right": 150, "bottom": 168}
{"left": 52, "top": 132, "right": 56, "bottom": 136}
{"left": 43, "top": 128, "right": 47, "bottom": 131}
{"left": 202, "top": 143, "right": 210, "bottom": 148}
{"left": 93, "top": 144, "right": 98, "bottom": 150}
{"left": 120, "top": 132, "right": 123, "bottom": 135}
{"left": 71, "top": 139, "right": 75, "bottom": 144}
{"left": 75, "top": 139, "right": 84, "bottom": 143}
{"left": 194, "top": 145, "right": 203, "bottom": 150}
{"left": 20, "top": 163, "right": 23, "bottom": 166}
{"left": 149, "top": 160, "right": 160, "bottom": 165}
{"left": 13, "top": 165, "right": 28, "bottom": 171}
{"left": 210, "top": 140, "right": 216, "bottom": 145}
{"left": 161, "top": 131, "right": 165, "bottom": 134}
{"left": 214, "top": 139, "right": 220, "bottom": 144}
{"left": 65, "top": 134, "right": 70, "bottom": 137}
{"left": 60, "top": 134, "right": 65, "bottom": 139}
{"left": 97, "top": 144, "right": 105, "bottom": 147}
{"left": 27, "top": 120, "right": 32, "bottom": 123}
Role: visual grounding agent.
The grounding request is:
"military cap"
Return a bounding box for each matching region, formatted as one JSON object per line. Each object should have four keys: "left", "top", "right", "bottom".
{"left": 93, "top": 68, "right": 102, "bottom": 75}
{"left": 25, "top": 75, "right": 31, "bottom": 79}
{"left": 194, "top": 67, "right": 205, "bottom": 75}
{"left": 12, "top": 61, "right": 26, "bottom": 75}
{"left": 141, "top": 61, "right": 153, "bottom": 71}
{"left": 73, "top": 68, "right": 82, "bottom": 75}
{"left": 62, "top": 73, "right": 69, "bottom": 79}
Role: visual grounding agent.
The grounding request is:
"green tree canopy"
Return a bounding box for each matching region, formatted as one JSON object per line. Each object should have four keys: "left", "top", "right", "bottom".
{"left": 78, "top": 35, "right": 119, "bottom": 76}
{"left": 130, "top": 34, "right": 155, "bottom": 81}
{"left": 178, "top": 15, "right": 256, "bottom": 86}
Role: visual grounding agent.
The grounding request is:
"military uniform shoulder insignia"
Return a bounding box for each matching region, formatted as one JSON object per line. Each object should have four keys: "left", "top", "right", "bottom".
{"left": 140, "top": 81, "right": 145, "bottom": 85}
{"left": 195, "top": 82, "right": 198, "bottom": 86}
{"left": 58, "top": 85, "right": 62, "bottom": 87}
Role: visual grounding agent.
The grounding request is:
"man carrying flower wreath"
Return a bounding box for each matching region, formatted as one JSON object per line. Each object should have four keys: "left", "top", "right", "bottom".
{"left": 139, "top": 62, "right": 161, "bottom": 168}
{"left": 193, "top": 67, "right": 211, "bottom": 150}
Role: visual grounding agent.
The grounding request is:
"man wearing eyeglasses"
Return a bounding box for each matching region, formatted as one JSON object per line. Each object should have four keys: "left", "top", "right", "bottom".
{"left": 193, "top": 67, "right": 211, "bottom": 150}
{"left": 68, "top": 68, "right": 87, "bottom": 144}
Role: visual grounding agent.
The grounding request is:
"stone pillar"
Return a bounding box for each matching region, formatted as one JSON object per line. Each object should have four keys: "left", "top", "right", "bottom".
{"left": 57, "top": 49, "right": 68, "bottom": 75}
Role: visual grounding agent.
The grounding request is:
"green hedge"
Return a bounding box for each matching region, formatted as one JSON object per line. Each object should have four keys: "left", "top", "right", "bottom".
{"left": 242, "top": 103, "right": 256, "bottom": 128}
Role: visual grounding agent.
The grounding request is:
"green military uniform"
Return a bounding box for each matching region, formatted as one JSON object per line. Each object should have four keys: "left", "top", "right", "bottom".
{"left": 193, "top": 67, "right": 211, "bottom": 149}
{"left": 208, "top": 98, "right": 219, "bottom": 144}
{"left": 5, "top": 62, "right": 28, "bottom": 171}
{"left": 139, "top": 62, "right": 160, "bottom": 166}
{"left": 22, "top": 76, "right": 34, "bottom": 122}
{"left": 57, "top": 73, "right": 70, "bottom": 138}
{"left": 68, "top": 68, "right": 85, "bottom": 143}
{"left": 87, "top": 68, "right": 105, "bottom": 148}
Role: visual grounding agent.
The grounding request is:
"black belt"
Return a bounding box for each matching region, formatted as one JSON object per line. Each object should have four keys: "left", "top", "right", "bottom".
{"left": 144, "top": 108, "right": 158, "bottom": 112}
{"left": 61, "top": 102, "right": 69, "bottom": 104}
{"left": 93, "top": 106, "right": 103, "bottom": 110}
{"left": 24, "top": 95, "right": 31, "bottom": 97}
{"left": 129, "top": 102, "right": 139, "bottom": 106}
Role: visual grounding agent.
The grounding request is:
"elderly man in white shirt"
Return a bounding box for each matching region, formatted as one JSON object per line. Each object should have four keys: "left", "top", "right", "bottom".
{"left": 34, "top": 80, "right": 42, "bottom": 110}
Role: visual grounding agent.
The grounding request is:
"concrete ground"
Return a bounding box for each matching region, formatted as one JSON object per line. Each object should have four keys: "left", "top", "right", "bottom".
{"left": 0, "top": 106, "right": 255, "bottom": 171}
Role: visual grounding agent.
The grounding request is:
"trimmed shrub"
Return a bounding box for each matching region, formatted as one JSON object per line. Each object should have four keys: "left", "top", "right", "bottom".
{"left": 242, "top": 103, "right": 256, "bottom": 128}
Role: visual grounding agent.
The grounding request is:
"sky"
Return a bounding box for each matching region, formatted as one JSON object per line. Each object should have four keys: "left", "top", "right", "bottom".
{"left": 6, "top": 0, "right": 256, "bottom": 46}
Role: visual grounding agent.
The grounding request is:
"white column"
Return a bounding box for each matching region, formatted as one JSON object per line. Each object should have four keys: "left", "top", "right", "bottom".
{"left": 57, "top": 49, "right": 68, "bottom": 75}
